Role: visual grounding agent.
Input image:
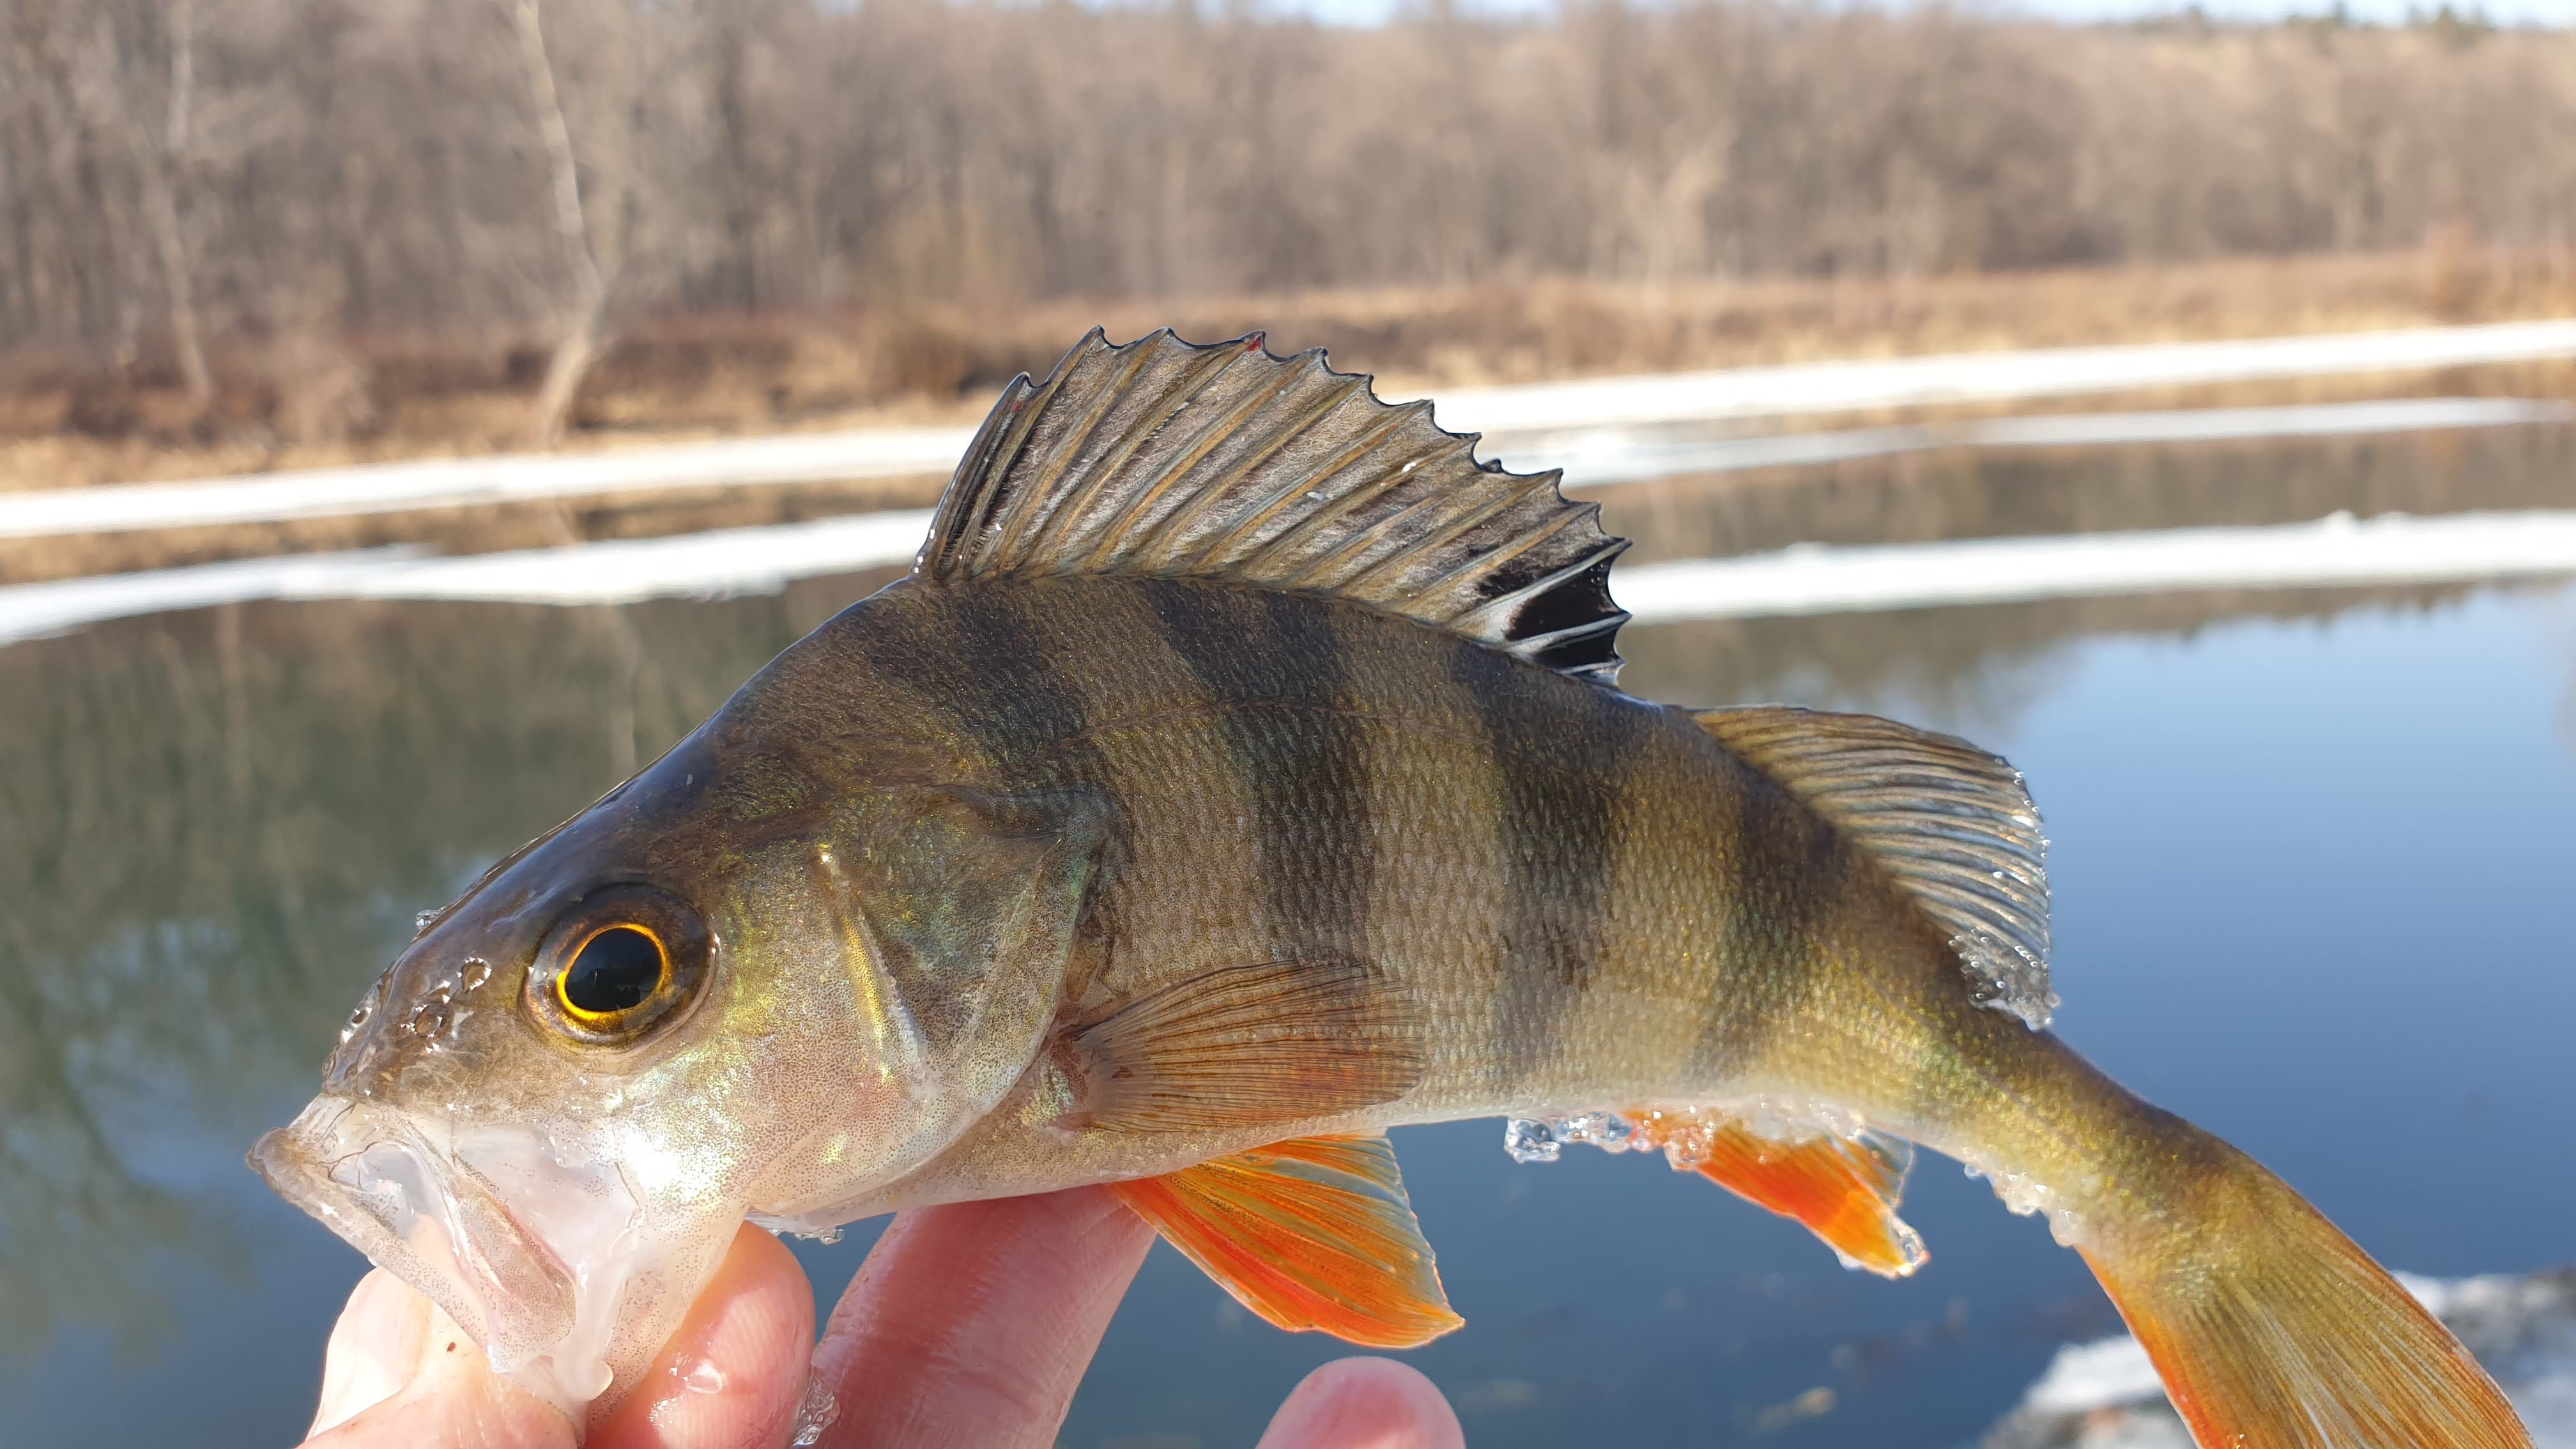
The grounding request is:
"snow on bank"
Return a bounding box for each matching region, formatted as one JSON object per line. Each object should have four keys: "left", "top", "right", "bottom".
{"left": 1541, "top": 397, "right": 2572, "bottom": 488}
{"left": 1984, "top": 1268, "right": 2576, "bottom": 1448}
{"left": 1434, "top": 318, "right": 2576, "bottom": 436}
{"left": 6, "top": 507, "right": 2576, "bottom": 648}
{"left": 307, "top": 509, "right": 935, "bottom": 605}
{"left": 0, "top": 428, "right": 972, "bottom": 540}
{"left": 7, "top": 319, "right": 2572, "bottom": 539}
{"left": 1613, "top": 510, "right": 2576, "bottom": 623}
{"left": 0, "top": 512, "right": 929, "bottom": 645}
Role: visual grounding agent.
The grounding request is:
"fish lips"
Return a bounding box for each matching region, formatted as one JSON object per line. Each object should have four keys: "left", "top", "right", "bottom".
{"left": 251, "top": 1094, "right": 652, "bottom": 1422}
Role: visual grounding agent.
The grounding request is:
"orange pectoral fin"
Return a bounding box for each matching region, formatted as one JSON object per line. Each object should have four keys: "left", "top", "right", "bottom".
{"left": 1627, "top": 1110, "right": 1928, "bottom": 1278}
{"left": 1107, "top": 1133, "right": 1464, "bottom": 1349}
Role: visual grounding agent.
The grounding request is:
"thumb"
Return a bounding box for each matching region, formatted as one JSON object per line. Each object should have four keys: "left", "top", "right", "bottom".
{"left": 1254, "top": 1358, "right": 1466, "bottom": 1449}
{"left": 300, "top": 1268, "right": 574, "bottom": 1449}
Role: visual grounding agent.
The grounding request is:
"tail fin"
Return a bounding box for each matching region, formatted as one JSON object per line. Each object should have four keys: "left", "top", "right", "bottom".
{"left": 2076, "top": 1134, "right": 2528, "bottom": 1449}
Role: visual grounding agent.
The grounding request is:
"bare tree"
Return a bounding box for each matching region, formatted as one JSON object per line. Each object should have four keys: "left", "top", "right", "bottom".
{"left": 55, "top": 0, "right": 216, "bottom": 410}
{"left": 1, "top": 0, "right": 2572, "bottom": 415}
{"left": 513, "top": 0, "right": 610, "bottom": 445}
{"left": 130, "top": 0, "right": 210, "bottom": 411}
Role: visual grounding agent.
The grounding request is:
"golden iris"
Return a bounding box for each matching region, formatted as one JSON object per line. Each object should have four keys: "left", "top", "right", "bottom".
{"left": 527, "top": 883, "right": 712, "bottom": 1043}
{"left": 555, "top": 923, "right": 670, "bottom": 1023}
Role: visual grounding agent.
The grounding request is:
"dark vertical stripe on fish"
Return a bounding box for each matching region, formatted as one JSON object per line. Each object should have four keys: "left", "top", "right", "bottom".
{"left": 1687, "top": 742, "right": 1848, "bottom": 1087}
{"left": 847, "top": 583, "right": 1093, "bottom": 770}
{"left": 1448, "top": 636, "right": 1648, "bottom": 1096}
{"left": 1142, "top": 579, "right": 1375, "bottom": 960}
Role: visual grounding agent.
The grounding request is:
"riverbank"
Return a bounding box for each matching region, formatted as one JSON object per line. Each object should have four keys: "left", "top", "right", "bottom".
{"left": 6, "top": 317, "right": 2575, "bottom": 587}
{"left": 8, "top": 245, "right": 2573, "bottom": 494}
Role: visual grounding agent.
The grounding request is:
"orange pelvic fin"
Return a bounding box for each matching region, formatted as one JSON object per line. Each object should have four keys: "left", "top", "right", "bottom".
{"left": 1624, "top": 1108, "right": 1928, "bottom": 1278}
{"left": 1107, "top": 1133, "right": 1463, "bottom": 1349}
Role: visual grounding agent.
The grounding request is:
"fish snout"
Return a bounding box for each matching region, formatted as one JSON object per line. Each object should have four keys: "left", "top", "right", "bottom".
{"left": 250, "top": 1095, "right": 624, "bottom": 1417}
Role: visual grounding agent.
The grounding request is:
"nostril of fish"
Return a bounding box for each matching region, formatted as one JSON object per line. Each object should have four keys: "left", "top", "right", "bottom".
{"left": 407, "top": 999, "right": 452, "bottom": 1040}
{"left": 459, "top": 958, "right": 493, "bottom": 992}
{"left": 341, "top": 976, "right": 389, "bottom": 1043}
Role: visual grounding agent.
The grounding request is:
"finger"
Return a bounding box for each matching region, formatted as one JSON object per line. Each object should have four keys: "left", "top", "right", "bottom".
{"left": 590, "top": 1222, "right": 817, "bottom": 1449}
{"left": 1254, "top": 1358, "right": 1467, "bottom": 1449}
{"left": 309, "top": 1270, "right": 429, "bottom": 1436}
{"left": 810, "top": 1186, "right": 1156, "bottom": 1449}
{"left": 300, "top": 1270, "right": 574, "bottom": 1449}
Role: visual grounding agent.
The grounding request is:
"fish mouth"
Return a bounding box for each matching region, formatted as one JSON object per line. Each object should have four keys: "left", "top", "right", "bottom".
{"left": 252, "top": 1094, "right": 678, "bottom": 1421}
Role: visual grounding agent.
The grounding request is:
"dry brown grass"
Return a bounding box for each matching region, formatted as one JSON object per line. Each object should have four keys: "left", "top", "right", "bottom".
{"left": 5, "top": 243, "right": 2574, "bottom": 495}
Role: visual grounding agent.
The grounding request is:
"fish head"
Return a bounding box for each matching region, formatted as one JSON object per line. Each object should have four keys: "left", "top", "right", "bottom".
{"left": 252, "top": 712, "right": 1108, "bottom": 1424}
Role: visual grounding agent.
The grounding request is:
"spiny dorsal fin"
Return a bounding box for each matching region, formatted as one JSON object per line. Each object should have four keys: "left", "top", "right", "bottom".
{"left": 917, "top": 328, "right": 1632, "bottom": 682}
{"left": 1696, "top": 705, "right": 2057, "bottom": 1029}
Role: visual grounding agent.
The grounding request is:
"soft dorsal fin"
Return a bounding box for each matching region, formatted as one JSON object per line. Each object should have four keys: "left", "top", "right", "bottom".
{"left": 1695, "top": 705, "right": 2057, "bottom": 1028}
{"left": 916, "top": 328, "right": 1632, "bottom": 682}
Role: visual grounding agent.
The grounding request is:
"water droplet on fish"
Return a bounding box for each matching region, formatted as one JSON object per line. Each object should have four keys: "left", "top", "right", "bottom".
{"left": 790, "top": 1224, "right": 843, "bottom": 1245}
{"left": 414, "top": 909, "right": 440, "bottom": 936}
{"left": 789, "top": 1373, "right": 840, "bottom": 1446}
{"left": 1952, "top": 930, "right": 2058, "bottom": 1030}
{"left": 1555, "top": 1112, "right": 1637, "bottom": 1151}
{"left": 680, "top": 1361, "right": 726, "bottom": 1394}
{"left": 1505, "top": 1112, "right": 1641, "bottom": 1165}
{"left": 2047, "top": 1208, "right": 2085, "bottom": 1248}
{"left": 1963, "top": 1161, "right": 2083, "bottom": 1245}
{"left": 1503, "top": 1117, "right": 1560, "bottom": 1163}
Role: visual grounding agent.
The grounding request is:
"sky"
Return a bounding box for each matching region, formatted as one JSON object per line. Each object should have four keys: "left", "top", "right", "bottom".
{"left": 1284, "top": 0, "right": 2576, "bottom": 26}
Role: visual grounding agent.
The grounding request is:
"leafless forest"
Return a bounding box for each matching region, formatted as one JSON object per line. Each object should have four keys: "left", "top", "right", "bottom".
{"left": 3, "top": 0, "right": 2573, "bottom": 452}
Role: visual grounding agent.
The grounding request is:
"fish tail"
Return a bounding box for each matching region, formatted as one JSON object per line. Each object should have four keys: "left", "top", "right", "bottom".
{"left": 1989, "top": 1045, "right": 2528, "bottom": 1449}
{"left": 1691, "top": 702, "right": 2527, "bottom": 1445}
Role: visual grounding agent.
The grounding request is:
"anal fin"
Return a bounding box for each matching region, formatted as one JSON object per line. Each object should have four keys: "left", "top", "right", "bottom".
{"left": 1625, "top": 1108, "right": 1928, "bottom": 1278}
{"left": 1108, "top": 1133, "right": 1463, "bottom": 1349}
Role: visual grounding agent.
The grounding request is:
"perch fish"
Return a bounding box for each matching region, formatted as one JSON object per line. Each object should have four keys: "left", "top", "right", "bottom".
{"left": 256, "top": 330, "right": 2530, "bottom": 1448}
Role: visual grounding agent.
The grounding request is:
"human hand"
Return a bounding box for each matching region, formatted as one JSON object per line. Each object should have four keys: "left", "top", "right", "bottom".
{"left": 295, "top": 1185, "right": 1466, "bottom": 1449}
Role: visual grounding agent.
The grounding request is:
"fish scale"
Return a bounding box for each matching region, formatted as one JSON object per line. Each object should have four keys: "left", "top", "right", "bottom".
{"left": 255, "top": 328, "right": 2532, "bottom": 1449}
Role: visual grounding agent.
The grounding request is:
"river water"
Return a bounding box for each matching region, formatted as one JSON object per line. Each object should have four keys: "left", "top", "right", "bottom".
{"left": 3, "top": 422, "right": 2572, "bottom": 1447}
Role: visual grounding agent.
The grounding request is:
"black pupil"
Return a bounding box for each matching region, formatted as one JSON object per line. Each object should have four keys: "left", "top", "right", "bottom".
{"left": 565, "top": 926, "right": 663, "bottom": 1015}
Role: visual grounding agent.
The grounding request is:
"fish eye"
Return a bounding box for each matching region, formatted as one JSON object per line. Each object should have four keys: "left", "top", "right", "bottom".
{"left": 528, "top": 884, "right": 713, "bottom": 1044}
{"left": 559, "top": 925, "right": 667, "bottom": 1018}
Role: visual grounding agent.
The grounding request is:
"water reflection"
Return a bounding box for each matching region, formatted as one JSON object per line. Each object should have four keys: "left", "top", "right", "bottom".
{"left": 1597, "top": 420, "right": 2576, "bottom": 562}
{"left": 0, "top": 589, "right": 849, "bottom": 1385}
{"left": 1622, "top": 583, "right": 2484, "bottom": 731}
{"left": 1, "top": 427, "right": 2570, "bottom": 1446}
